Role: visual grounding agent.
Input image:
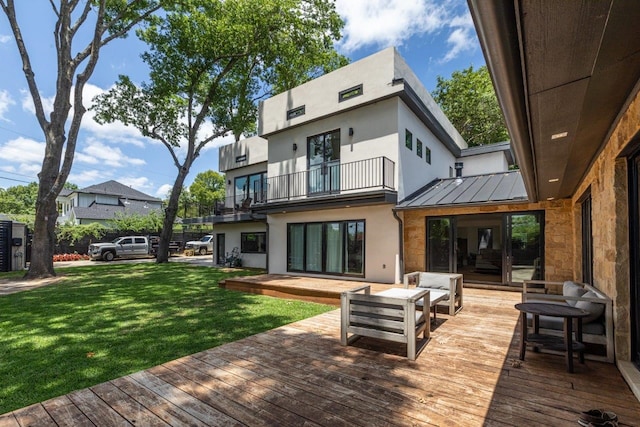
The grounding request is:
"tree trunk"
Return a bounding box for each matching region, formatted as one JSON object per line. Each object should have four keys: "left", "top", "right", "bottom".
{"left": 25, "top": 197, "right": 58, "bottom": 279}
{"left": 156, "top": 168, "right": 188, "bottom": 263}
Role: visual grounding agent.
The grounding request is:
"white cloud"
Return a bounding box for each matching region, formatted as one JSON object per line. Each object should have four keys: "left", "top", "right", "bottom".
{"left": 155, "top": 183, "right": 173, "bottom": 199}
{"left": 334, "top": 0, "right": 477, "bottom": 63}
{"left": 0, "top": 90, "right": 15, "bottom": 122}
{"left": 118, "top": 176, "right": 153, "bottom": 193}
{"left": 20, "top": 89, "right": 54, "bottom": 117}
{"left": 0, "top": 137, "right": 45, "bottom": 164}
{"left": 335, "top": 0, "right": 446, "bottom": 53}
{"left": 76, "top": 138, "right": 146, "bottom": 167}
{"left": 68, "top": 169, "right": 108, "bottom": 186}
{"left": 0, "top": 34, "right": 10, "bottom": 44}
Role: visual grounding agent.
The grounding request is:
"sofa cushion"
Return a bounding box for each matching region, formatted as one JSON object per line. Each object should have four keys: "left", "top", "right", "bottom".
{"left": 419, "top": 273, "right": 451, "bottom": 290}
{"left": 526, "top": 314, "right": 605, "bottom": 335}
{"left": 563, "top": 281, "right": 587, "bottom": 306}
{"left": 575, "top": 291, "right": 605, "bottom": 323}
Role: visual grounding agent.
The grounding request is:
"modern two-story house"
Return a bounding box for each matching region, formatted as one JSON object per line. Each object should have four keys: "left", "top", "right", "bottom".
{"left": 191, "top": 48, "right": 519, "bottom": 281}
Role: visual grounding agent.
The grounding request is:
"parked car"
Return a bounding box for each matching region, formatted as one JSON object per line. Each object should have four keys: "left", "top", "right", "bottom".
{"left": 184, "top": 235, "right": 214, "bottom": 255}
{"left": 88, "top": 236, "right": 182, "bottom": 261}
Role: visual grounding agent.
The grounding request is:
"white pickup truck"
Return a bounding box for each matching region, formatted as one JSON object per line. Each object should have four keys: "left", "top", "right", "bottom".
{"left": 184, "top": 235, "right": 214, "bottom": 255}
{"left": 88, "top": 236, "right": 155, "bottom": 261}
{"left": 88, "top": 236, "right": 182, "bottom": 261}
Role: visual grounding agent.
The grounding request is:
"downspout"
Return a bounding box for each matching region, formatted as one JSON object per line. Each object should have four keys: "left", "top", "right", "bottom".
{"left": 392, "top": 208, "right": 404, "bottom": 284}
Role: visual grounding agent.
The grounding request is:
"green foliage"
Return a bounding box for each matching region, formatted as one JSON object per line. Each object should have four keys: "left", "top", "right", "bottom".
{"left": 0, "top": 263, "right": 333, "bottom": 413}
{"left": 190, "top": 170, "right": 225, "bottom": 215}
{"left": 63, "top": 182, "right": 79, "bottom": 190}
{"left": 0, "top": 182, "right": 38, "bottom": 214}
{"left": 56, "top": 222, "right": 107, "bottom": 244}
{"left": 108, "top": 210, "right": 164, "bottom": 233}
{"left": 432, "top": 65, "right": 509, "bottom": 147}
{"left": 4, "top": 214, "right": 35, "bottom": 229}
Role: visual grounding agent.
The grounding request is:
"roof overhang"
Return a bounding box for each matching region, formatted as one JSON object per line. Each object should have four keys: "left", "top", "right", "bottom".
{"left": 468, "top": 0, "right": 640, "bottom": 202}
{"left": 252, "top": 190, "right": 397, "bottom": 215}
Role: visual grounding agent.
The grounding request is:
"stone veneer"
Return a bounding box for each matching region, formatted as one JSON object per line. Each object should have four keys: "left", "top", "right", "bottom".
{"left": 401, "top": 199, "right": 573, "bottom": 280}
{"left": 571, "top": 87, "right": 640, "bottom": 362}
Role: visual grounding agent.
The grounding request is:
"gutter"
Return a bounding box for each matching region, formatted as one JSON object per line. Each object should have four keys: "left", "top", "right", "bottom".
{"left": 467, "top": 0, "right": 539, "bottom": 202}
{"left": 392, "top": 208, "right": 404, "bottom": 283}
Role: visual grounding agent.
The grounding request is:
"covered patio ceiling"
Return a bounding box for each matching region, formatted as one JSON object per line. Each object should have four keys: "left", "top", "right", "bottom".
{"left": 468, "top": 0, "right": 640, "bottom": 202}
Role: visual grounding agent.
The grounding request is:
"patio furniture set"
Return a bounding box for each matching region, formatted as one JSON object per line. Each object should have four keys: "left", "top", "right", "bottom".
{"left": 340, "top": 273, "right": 613, "bottom": 370}
{"left": 340, "top": 272, "right": 463, "bottom": 360}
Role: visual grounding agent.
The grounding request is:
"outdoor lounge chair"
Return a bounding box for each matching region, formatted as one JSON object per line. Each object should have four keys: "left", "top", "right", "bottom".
{"left": 340, "top": 285, "right": 430, "bottom": 360}
{"left": 403, "top": 271, "right": 464, "bottom": 315}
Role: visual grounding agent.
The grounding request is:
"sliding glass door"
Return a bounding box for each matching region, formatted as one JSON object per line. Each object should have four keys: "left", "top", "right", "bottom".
{"left": 287, "top": 220, "right": 364, "bottom": 276}
{"left": 427, "top": 212, "right": 544, "bottom": 285}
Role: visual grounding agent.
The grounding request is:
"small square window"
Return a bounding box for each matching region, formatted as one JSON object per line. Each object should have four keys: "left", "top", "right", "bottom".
{"left": 425, "top": 146, "right": 431, "bottom": 164}
{"left": 405, "top": 130, "right": 413, "bottom": 150}
{"left": 416, "top": 139, "right": 423, "bottom": 158}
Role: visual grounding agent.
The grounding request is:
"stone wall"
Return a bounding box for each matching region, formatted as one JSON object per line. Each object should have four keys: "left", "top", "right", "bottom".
{"left": 401, "top": 199, "right": 573, "bottom": 281}
{"left": 571, "top": 88, "right": 640, "bottom": 362}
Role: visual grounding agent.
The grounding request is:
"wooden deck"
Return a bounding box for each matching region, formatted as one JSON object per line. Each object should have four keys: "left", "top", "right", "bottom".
{"left": 2, "top": 286, "right": 640, "bottom": 426}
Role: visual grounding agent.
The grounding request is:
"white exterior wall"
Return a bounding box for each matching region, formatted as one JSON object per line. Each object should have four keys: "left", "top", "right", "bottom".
{"left": 267, "top": 204, "right": 400, "bottom": 283}
{"left": 218, "top": 136, "right": 268, "bottom": 173}
{"left": 213, "top": 222, "right": 267, "bottom": 269}
{"left": 260, "top": 48, "right": 401, "bottom": 136}
{"left": 266, "top": 98, "right": 400, "bottom": 184}
{"left": 396, "top": 100, "right": 458, "bottom": 199}
{"left": 460, "top": 152, "right": 510, "bottom": 176}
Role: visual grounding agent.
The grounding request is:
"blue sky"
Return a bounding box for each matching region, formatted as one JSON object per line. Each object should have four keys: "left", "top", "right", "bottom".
{"left": 0, "top": 0, "right": 485, "bottom": 198}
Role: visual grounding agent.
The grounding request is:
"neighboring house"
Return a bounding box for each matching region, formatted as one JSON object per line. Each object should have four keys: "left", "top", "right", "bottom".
{"left": 56, "top": 180, "right": 162, "bottom": 226}
{"left": 464, "top": 0, "right": 640, "bottom": 399}
{"left": 186, "top": 48, "right": 519, "bottom": 280}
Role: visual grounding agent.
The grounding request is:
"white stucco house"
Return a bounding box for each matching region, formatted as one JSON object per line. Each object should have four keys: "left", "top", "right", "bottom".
{"left": 185, "top": 47, "right": 518, "bottom": 282}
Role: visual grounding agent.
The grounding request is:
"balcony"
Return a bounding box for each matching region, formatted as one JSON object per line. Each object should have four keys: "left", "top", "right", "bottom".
{"left": 261, "top": 156, "right": 395, "bottom": 204}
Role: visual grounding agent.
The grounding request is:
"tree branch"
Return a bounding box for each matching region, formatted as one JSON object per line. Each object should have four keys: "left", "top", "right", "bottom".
{"left": 70, "top": 1, "right": 92, "bottom": 38}
{"left": 0, "top": 0, "right": 49, "bottom": 130}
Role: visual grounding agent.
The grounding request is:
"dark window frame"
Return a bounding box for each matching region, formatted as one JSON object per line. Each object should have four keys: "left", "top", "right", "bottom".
{"left": 338, "top": 84, "right": 363, "bottom": 102}
{"left": 241, "top": 232, "right": 266, "bottom": 254}
{"left": 286, "top": 220, "right": 365, "bottom": 277}
{"left": 416, "top": 139, "right": 423, "bottom": 158}
{"left": 580, "top": 189, "right": 593, "bottom": 284}
{"left": 425, "top": 146, "right": 432, "bottom": 164}
{"left": 405, "top": 129, "right": 413, "bottom": 150}
{"left": 234, "top": 172, "right": 267, "bottom": 204}
{"left": 286, "top": 105, "right": 305, "bottom": 120}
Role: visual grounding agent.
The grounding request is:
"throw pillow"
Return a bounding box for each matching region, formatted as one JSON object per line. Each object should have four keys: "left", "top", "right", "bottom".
{"left": 563, "top": 281, "right": 587, "bottom": 307}
{"left": 575, "top": 291, "right": 605, "bottom": 323}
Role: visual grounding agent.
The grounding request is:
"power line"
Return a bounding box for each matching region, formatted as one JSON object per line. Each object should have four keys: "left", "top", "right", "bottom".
{"left": 0, "top": 175, "right": 34, "bottom": 184}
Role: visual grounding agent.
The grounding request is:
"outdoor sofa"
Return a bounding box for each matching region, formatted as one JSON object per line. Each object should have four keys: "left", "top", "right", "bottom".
{"left": 403, "top": 271, "right": 464, "bottom": 315}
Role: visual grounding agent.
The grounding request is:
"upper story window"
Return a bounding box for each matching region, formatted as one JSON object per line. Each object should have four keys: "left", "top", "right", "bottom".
{"left": 416, "top": 139, "right": 423, "bottom": 158}
{"left": 405, "top": 130, "right": 413, "bottom": 150}
{"left": 287, "top": 105, "right": 305, "bottom": 120}
{"left": 339, "top": 84, "right": 363, "bottom": 102}
{"left": 425, "top": 146, "right": 432, "bottom": 164}
{"left": 235, "top": 172, "right": 267, "bottom": 205}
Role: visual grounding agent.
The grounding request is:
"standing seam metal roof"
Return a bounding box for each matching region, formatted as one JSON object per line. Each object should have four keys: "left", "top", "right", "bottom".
{"left": 396, "top": 170, "right": 528, "bottom": 209}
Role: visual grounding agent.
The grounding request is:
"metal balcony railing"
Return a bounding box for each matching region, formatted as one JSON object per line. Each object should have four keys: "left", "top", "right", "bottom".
{"left": 261, "top": 156, "right": 395, "bottom": 203}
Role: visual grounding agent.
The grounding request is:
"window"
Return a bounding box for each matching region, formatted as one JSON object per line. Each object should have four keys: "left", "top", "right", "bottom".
{"left": 416, "top": 139, "right": 423, "bottom": 158}
{"left": 234, "top": 172, "right": 267, "bottom": 205}
{"left": 286, "top": 106, "right": 305, "bottom": 120}
{"left": 581, "top": 190, "right": 593, "bottom": 284}
{"left": 339, "top": 84, "right": 363, "bottom": 102}
{"left": 449, "top": 166, "right": 453, "bottom": 177}
{"left": 308, "top": 129, "right": 340, "bottom": 194}
{"left": 287, "top": 220, "right": 365, "bottom": 276}
{"left": 241, "top": 232, "right": 266, "bottom": 253}
{"left": 405, "top": 130, "right": 413, "bottom": 150}
{"left": 425, "top": 146, "right": 431, "bottom": 164}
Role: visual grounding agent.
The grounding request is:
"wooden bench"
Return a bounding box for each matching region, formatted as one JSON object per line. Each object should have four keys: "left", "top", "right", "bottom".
{"left": 340, "top": 285, "right": 430, "bottom": 360}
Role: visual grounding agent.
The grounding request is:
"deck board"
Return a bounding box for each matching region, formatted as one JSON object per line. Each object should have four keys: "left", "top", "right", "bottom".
{"left": 3, "top": 283, "right": 640, "bottom": 427}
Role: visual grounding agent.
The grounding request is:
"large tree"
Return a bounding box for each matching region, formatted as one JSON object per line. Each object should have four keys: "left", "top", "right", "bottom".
{"left": 92, "top": 0, "right": 347, "bottom": 262}
{"left": 432, "top": 65, "right": 509, "bottom": 147}
{"left": 0, "top": 0, "right": 166, "bottom": 278}
{"left": 190, "top": 170, "right": 225, "bottom": 216}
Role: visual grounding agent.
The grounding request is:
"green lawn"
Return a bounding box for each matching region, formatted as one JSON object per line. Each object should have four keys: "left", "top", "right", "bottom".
{"left": 0, "top": 263, "right": 334, "bottom": 414}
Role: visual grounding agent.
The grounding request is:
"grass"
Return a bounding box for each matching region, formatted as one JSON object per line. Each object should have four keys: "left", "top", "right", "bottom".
{"left": 0, "top": 263, "right": 334, "bottom": 414}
